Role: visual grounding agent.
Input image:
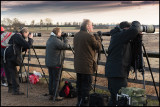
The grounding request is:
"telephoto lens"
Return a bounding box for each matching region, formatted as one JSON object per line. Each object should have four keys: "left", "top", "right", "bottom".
{"left": 140, "top": 25, "right": 155, "bottom": 33}
{"left": 33, "top": 33, "right": 41, "bottom": 37}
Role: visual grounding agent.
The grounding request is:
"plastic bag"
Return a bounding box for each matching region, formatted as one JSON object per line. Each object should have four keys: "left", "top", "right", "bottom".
{"left": 29, "top": 74, "right": 39, "bottom": 84}
{"left": 33, "top": 71, "right": 42, "bottom": 78}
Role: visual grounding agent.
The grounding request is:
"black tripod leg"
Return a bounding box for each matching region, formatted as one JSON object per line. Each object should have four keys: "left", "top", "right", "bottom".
{"left": 26, "top": 49, "right": 31, "bottom": 98}
{"left": 32, "top": 46, "right": 49, "bottom": 86}
{"left": 19, "top": 51, "right": 27, "bottom": 83}
{"left": 142, "top": 44, "right": 159, "bottom": 101}
{"left": 53, "top": 68, "right": 63, "bottom": 103}
{"left": 69, "top": 44, "right": 75, "bottom": 54}
{"left": 23, "top": 63, "right": 32, "bottom": 89}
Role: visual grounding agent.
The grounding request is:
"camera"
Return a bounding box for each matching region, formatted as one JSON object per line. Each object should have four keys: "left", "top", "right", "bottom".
{"left": 140, "top": 25, "right": 155, "bottom": 33}
{"left": 29, "top": 32, "right": 41, "bottom": 37}
{"left": 61, "top": 32, "right": 74, "bottom": 37}
{"left": 97, "top": 31, "right": 110, "bottom": 36}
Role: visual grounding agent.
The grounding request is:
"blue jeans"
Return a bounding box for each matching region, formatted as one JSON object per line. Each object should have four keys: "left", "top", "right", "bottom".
{"left": 48, "top": 67, "right": 61, "bottom": 96}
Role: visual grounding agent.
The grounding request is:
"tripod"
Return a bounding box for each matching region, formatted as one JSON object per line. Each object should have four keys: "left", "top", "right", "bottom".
{"left": 53, "top": 37, "right": 66, "bottom": 103}
{"left": 19, "top": 46, "right": 49, "bottom": 97}
{"left": 132, "top": 34, "right": 159, "bottom": 101}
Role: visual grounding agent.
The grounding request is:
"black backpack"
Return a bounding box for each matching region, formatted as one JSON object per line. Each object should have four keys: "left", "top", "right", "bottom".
{"left": 59, "top": 81, "right": 77, "bottom": 98}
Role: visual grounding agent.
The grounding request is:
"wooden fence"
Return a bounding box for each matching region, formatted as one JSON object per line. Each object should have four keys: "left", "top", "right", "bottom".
{"left": 24, "top": 45, "right": 159, "bottom": 100}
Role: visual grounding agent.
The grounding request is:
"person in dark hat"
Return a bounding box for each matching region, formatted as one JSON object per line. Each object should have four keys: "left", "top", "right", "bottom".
{"left": 105, "top": 21, "right": 142, "bottom": 106}
{"left": 4, "top": 27, "right": 34, "bottom": 95}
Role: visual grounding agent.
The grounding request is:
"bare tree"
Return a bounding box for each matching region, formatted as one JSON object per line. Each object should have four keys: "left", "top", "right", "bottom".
{"left": 56, "top": 22, "right": 59, "bottom": 27}
{"left": 31, "top": 20, "right": 35, "bottom": 28}
{"left": 40, "top": 19, "right": 43, "bottom": 29}
{"left": 1, "top": 18, "right": 13, "bottom": 30}
{"left": 12, "top": 18, "right": 25, "bottom": 31}
{"left": 45, "top": 18, "right": 52, "bottom": 30}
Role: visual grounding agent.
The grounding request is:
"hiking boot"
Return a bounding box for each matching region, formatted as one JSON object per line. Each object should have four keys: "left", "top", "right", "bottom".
{"left": 49, "top": 95, "right": 53, "bottom": 100}
{"left": 55, "top": 96, "right": 64, "bottom": 101}
{"left": 12, "top": 91, "right": 24, "bottom": 95}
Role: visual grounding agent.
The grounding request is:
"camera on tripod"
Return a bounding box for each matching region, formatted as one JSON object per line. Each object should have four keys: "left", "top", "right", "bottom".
{"left": 61, "top": 32, "right": 74, "bottom": 37}
{"left": 29, "top": 32, "right": 41, "bottom": 37}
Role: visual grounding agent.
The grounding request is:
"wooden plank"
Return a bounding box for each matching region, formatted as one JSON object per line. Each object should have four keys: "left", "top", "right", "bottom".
{"left": 32, "top": 45, "right": 159, "bottom": 58}
{"left": 23, "top": 56, "right": 159, "bottom": 73}
{"left": 24, "top": 64, "right": 159, "bottom": 86}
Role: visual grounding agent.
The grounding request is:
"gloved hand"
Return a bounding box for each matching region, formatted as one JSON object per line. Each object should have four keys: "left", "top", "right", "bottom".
{"left": 93, "top": 33, "right": 100, "bottom": 40}
{"left": 97, "top": 31, "right": 102, "bottom": 36}
{"left": 131, "top": 21, "right": 141, "bottom": 33}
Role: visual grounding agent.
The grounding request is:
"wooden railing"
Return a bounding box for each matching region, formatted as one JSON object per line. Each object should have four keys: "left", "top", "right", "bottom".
{"left": 24, "top": 45, "right": 159, "bottom": 100}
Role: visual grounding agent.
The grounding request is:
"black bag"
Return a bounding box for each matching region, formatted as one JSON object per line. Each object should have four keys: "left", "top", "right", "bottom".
{"left": 59, "top": 81, "right": 77, "bottom": 98}
{"left": 89, "top": 51, "right": 108, "bottom": 106}
{"left": 89, "top": 93, "right": 105, "bottom": 106}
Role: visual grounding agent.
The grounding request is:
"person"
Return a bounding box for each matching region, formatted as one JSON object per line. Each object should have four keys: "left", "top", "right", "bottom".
{"left": 1, "top": 26, "right": 8, "bottom": 87}
{"left": 105, "top": 21, "right": 142, "bottom": 106}
{"left": 4, "top": 27, "right": 34, "bottom": 95}
{"left": 45, "top": 27, "right": 70, "bottom": 101}
{"left": 74, "top": 19, "right": 101, "bottom": 106}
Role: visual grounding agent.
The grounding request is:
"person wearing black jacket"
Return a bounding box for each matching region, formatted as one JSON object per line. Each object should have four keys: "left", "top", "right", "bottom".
{"left": 105, "top": 21, "right": 141, "bottom": 106}
{"left": 4, "top": 27, "right": 33, "bottom": 95}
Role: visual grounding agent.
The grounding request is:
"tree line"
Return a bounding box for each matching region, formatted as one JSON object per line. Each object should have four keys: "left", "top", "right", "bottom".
{"left": 2, "top": 18, "right": 158, "bottom": 31}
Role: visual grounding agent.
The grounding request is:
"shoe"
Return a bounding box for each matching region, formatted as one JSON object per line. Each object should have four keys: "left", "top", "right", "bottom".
{"left": 49, "top": 95, "right": 53, "bottom": 100}
{"left": 12, "top": 91, "right": 25, "bottom": 95}
{"left": 1, "top": 83, "right": 8, "bottom": 87}
{"left": 55, "top": 96, "right": 64, "bottom": 101}
{"left": 8, "top": 88, "right": 12, "bottom": 93}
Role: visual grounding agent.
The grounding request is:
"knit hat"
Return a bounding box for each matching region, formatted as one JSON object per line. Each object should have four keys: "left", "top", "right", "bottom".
{"left": 1, "top": 26, "right": 5, "bottom": 31}
{"left": 119, "top": 21, "right": 130, "bottom": 29}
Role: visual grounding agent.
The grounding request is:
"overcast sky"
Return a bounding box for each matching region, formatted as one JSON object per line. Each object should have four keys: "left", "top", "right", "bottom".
{"left": 1, "top": 1, "right": 159, "bottom": 25}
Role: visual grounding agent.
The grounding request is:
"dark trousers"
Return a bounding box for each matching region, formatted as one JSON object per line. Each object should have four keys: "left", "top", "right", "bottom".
{"left": 107, "top": 77, "right": 127, "bottom": 106}
{"left": 4, "top": 60, "right": 20, "bottom": 92}
{"left": 76, "top": 73, "right": 92, "bottom": 106}
{"left": 48, "top": 67, "right": 61, "bottom": 97}
{"left": 1, "top": 68, "right": 6, "bottom": 84}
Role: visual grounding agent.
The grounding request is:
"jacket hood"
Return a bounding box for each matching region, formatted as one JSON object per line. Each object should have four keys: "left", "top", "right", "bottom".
{"left": 50, "top": 32, "right": 56, "bottom": 37}
{"left": 110, "top": 27, "right": 121, "bottom": 36}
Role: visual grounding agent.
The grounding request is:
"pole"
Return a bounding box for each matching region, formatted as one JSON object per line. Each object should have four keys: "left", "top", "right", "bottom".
{"left": 27, "top": 49, "right": 31, "bottom": 98}
{"left": 32, "top": 46, "right": 49, "bottom": 86}
{"left": 142, "top": 44, "right": 160, "bottom": 102}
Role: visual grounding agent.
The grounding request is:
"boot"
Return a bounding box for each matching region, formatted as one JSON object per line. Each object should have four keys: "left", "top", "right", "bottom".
{"left": 76, "top": 96, "right": 82, "bottom": 106}
{"left": 49, "top": 95, "right": 53, "bottom": 100}
{"left": 79, "top": 97, "right": 89, "bottom": 106}
{"left": 12, "top": 91, "right": 24, "bottom": 95}
{"left": 8, "top": 87, "right": 12, "bottom": 93}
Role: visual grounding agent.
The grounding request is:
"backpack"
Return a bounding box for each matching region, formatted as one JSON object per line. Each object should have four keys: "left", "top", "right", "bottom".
{"left": 59, "top": 81, "right": 77, "bottom": 98}
{"left": 1, "top": 32, "right": 15, "bottom": 48}
{"left": 1, "top": 32, "right": 15, "bottom": 58}
{"left": 89, "top": 93, "right": 106, "bottom": 106}
{"left": 116, "top": 87, "right": 147, "bottom": 106}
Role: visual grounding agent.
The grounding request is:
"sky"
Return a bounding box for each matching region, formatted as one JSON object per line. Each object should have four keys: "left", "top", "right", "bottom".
{"left": 1, "top": 1, "right": 159, "bottom": 25}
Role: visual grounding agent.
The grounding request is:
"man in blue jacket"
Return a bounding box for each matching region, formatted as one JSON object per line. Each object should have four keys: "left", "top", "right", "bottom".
{"left": 105, "top": 21, "right": 141, "bottom": 106}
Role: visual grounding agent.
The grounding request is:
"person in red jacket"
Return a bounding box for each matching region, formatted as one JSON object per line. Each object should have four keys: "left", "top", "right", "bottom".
{"left": 1, "top": 26, "right": 8, "bottom": 87}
